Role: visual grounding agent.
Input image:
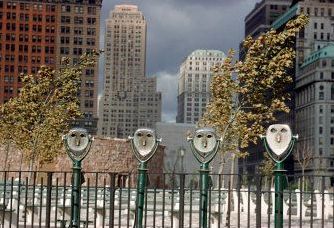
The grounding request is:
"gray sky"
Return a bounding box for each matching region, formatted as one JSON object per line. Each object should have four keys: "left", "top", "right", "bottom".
{"left": 98, "top": 0, "right": 259, "bottom": 122}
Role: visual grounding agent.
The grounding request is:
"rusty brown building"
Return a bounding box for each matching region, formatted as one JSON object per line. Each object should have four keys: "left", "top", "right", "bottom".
{"left": 0, "top": 0, "right": 102, "bottom": 134}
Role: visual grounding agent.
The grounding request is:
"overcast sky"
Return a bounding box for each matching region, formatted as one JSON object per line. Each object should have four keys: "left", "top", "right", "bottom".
{"left": 98, "top": 0, "right": 259, "bottom": 122}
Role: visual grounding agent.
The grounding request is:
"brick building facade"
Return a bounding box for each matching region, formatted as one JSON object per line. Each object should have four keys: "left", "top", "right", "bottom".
{"left": 0, "top": 0, "right": 101, "bottom": 134}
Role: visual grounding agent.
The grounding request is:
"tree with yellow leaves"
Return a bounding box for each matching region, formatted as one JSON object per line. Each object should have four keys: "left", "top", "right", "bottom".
{"left": 0, "top": 51, "right": 100, "bottom": 171}
{"left": 202, "top": 15, "right": 309, "bottom": 169}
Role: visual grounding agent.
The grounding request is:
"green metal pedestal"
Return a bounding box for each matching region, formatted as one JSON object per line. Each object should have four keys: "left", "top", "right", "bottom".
{"left": 199, "top": 163, "right": 210, "bottom": 228}
{"left": 70, "top": 160, "right": 82, "bottom": 228}
{"left": 135, "top": 162, "right": 147, "bottom": 228}
{"left": 274, "top": 162, "right": 285, "bottom": 228}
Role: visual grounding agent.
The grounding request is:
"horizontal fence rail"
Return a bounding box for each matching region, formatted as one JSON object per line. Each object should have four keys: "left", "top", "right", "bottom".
{"left": 0, "top": 171, "right": 333, "bottom": 227}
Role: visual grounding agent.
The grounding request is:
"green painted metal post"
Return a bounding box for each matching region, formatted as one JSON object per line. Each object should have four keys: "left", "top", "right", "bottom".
{"left": 135, "top": 162, "right": 147, "bottom": 228}
{"left": 71, "top": 160, "right": 82, "bottom": 228}
{"left": 199, "top": 162, "right": 210, "bottom": 228}
{"left": 274, "top": 162, "right": 285, "bottom": 228}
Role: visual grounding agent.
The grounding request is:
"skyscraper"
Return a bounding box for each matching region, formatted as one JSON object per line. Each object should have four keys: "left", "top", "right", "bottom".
{"left": 56, "top": 0, "right": 102, "bottom": 134}
{"left": 98, "top": 5, "right": 161, "bottom": 138}
{"left": 244, "top": 0, "right": 292, "bottom": 38}
{"left": 239, "top": 0, "right": 292, "bottom": 175}
{"left": 176, "top": 50, "right": 225, "bottom": 124}
{"left": 0, "top": 0, "right": 102, "bottom": 134}
{"left": 241, "top": 0, "right": 334, "bottom": 186}
{"left": 278, "top": 0, "right": 334, "bottom": 184}
{"left": 240, "top": 0, "right": 291, "bottom": 59}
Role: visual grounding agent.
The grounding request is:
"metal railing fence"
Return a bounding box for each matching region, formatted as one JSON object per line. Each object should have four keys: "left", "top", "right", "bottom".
{"left": 0, "top": 171, "right": 333, "bottom": 228}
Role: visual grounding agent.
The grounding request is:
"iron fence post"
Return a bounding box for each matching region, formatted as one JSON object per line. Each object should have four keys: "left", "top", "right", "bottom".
{"left": 45, "top": 172, "right": 53, "bottom": 228}
{"left": 255, "top": 175, "right": 262, "bottom": 228}
{"left": 179, "top": 174, "right": 185, "bottom": 228}
{"left": 109, "top": 173, "right": 116, "bottom": 228}
{"left": 135, "top": 162, "right": 147, "bottom": 228}
{"left": 200, "top": 162, "right": 210, "bottom": 228}
{"left": 71, "top": 160, "right": 82, "bottom": 228}
{"left": 274, "top": 162, "right": 285, "bottom": 228}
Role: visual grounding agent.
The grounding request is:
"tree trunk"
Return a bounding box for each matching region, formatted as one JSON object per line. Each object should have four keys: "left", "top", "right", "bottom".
{"left": 29, "top": 148, "right": 37, "bottom": 182}
{"left": 2, "top": 141, "right": 10, "bottom": 179}
{"left": 302, "top": 168, "right": 305, "bottom": 191}
{"left": 3, "top": 141, "right": 10, "bottom": 171}
{"left": 19, "top": 151, "right": 23, "bottom": 172}
{"left": 229, "top": 154, "right": 236, "bottom": 189}
{"left": 217, "top": 157, "right": 226, "bottom": 188}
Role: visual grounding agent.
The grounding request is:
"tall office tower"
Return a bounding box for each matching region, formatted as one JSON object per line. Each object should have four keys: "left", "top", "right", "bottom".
{"left": 176, "top": 50, "right": 225, "bottom": 124}
{"left": 274, "top": 0, "right": 334, "bottom": 184}
{"left": 240, "top": 0, "right": 291, "bottom": 59}
{"left": 296, "top": 46, "right": 334, "bottom": 184}
{"left": 98, "top": 5, "right": 161, "bottom": 138}
{"left": 239, "top": 1, "right": 292, "bottom": 175}
{"left": 0, "top": 1, "right": 57, "bottom": 103}
{"left": 241, "top": 0, "right": 334, "bottom": 185}
{"left": 245, "top": 0, "right": 292, "bottom": 38}
{"left": 0, "top": 0, "right": 102, "bottom": 134}
{"left": 56, "top": 0, "right": 102, "bottom": 134}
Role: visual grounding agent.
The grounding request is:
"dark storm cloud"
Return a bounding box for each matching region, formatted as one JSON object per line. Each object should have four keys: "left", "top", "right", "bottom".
{"left": 99, "top": 0, "right": 259, "bottom": 122}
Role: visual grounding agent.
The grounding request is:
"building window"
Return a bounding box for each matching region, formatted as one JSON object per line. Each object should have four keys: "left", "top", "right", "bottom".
{"left": 61, "top": 16, "right": 71, "bottom": 23}
{"left": 74, "top": 27, "right": 83, "bottom": 35}
{"left": 87, "top": 7, "right": 96, "bottom": 15}
{"left": 61, "top": 26, "right": 70, "bottom": 34}
{"left": 73, "top": 48, "right": 83, "bottom": 55}
{"left": 74, "top": 6, "right": 83, "bottom": 14}
{"left": 323, "top": 60, "right": 327, "bottom": 67}
{"left": 319, "top": 137, "right": 324, "bottom": 145}
{"left": 87, "top": 28, "right": 96, "bottom": 36}
{"left": 61, "top": 5, "right": 71, "bottom": 12}
{"left": 61, "top": 37, "right": 70, "bottom": 44}
{"left": 86, "top": 38, "right": 95, "bottom": 46}
{"left": 60, "top": 47, "right": 69, "bottom": 55}
{"left": 87, "top": 17, "right": 96, "bottom": 24}
{"left": 73, "top": 37, "right": 83, "bottom": 45}
{"left": 319, "top": 91, "right": 324, "bottom": 100}
{"left": 74, "top": 17, "right": 83, "bottom": 24}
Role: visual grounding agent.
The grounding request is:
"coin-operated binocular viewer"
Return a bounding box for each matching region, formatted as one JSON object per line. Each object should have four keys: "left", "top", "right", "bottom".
{"left": 188, "top": 128, "right": 221, "bottom": 228}
{"left": 261, "top": 124, "right": 298, "bottom": 228}
{"left": 63, "top": 128, "right": 93, "bottom": 228}
{"left": 129, "top": 128, "right": 161, "bottom": 228}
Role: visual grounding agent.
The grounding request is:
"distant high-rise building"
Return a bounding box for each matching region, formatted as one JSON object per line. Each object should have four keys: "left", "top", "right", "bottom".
{"left": 275, "top": 0, "right": 334, "bottom": 185}
{"left": 241, "top": 0, "right": 334, "bottom": 186}
{"left": 176, "top": 50, "right": 225, "bottom": 124}
{"left": 56, "top": 0, "right": 102, "bottom": 134}
{"left": 240, "top": 0, "right": 291, "bottom": 59}
{"left": 0, "top": 0, "right": 102, "bottom": 134}
{"left": 98, "top": 5, "right": 161, "bottom": 138}
{"left": 239, "top": 0, "right": 292, "bottom": 175}
{"left": 244, "top": 0, "right": 292, "bottom": 38}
